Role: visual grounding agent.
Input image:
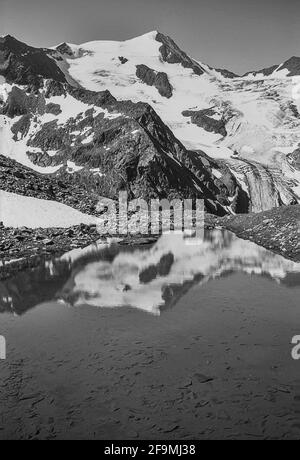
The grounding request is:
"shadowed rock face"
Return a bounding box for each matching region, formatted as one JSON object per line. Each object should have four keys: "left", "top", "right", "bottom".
{"left": 212, "top": 67, "right": 239, "bottom": 78}
{"left": 288, "top": 148, "right": 300, "bottom": 170}
{"left": 1, "top": 86, "right": 46, "bottom": 117}
{"left": 55, "top": 42, "right": 74, "bottom": 57}
{"left": 67, "top": 85, "right": 117, "bottom": 107}
{"left": 155, "top": 32, "right": 237, "bottom": 79}
{"left": 136, "top": 64, "right": 173, "bottom": 98}
{"left": 0, "top": 35, "right": 66, "bottom": 88}
{"left": 243, "top": 64, "right": 279, "bottom": 78}
{"left": 118, "top": 56, "right": 128, "bottom": 64}
{"left": 243, "top": 56, "right": 300, "bottom": 77}
{"left": 156, "top": 32, "right": 206, "bottom": 76}
{"left": 0, "top": 154, "right": 101, "bottom": 215}
{"left": 279, "top": 57, "right": 300, "bottom": 76}
{"left": 45, "top": 102, "right": 62, "bottom": 116}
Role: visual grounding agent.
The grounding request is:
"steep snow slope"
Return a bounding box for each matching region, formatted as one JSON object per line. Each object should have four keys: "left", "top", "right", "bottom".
{"left": 55, "top": 31, "right": 222, "bottom": 149}
{"left": 0, "top": 190, "right": 96, "bottom": 228}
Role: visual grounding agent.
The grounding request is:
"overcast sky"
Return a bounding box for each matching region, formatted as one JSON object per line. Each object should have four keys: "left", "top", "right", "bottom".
{"left": 1, "top": 0, "right": 299, "bottom": 74}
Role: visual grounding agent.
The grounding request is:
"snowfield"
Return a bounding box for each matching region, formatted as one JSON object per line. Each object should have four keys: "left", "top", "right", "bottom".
{"left": 0, "top": 190, "right": 97, "bottom": 228}
{"left": 56, "top": 31, "right": 223, "bottom": 150}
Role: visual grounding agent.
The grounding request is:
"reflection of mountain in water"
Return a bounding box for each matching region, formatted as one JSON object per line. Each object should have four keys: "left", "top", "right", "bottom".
{"left": 1, "top": 230, "right": 300, "bottom": 316}
{"left": 58, "top": 230, "right": 300, "bottom": 315}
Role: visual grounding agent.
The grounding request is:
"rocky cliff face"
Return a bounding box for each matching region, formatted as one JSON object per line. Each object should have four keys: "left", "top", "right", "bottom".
{"left": 0, "top": 35, "right": 66, "bottom": 89}
{"left": 155, "top": 32, "right": 206, "bottom": 76}
{"left": 0, "top": 154, "right": 101, "bottom": 215}
{"left": 243, "top": 57, "right": 300, "bottom": 78}
{"left": 1, "top": 77, "right": 247, "bottom": 215}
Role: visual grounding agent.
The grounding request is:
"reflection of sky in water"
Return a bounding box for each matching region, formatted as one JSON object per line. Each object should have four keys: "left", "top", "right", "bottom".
{"left": 1, "top": 230, "right": 300, "bottom": 316}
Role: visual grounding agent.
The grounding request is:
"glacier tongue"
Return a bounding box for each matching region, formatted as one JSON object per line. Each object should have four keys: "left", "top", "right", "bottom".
{"left": 227, "top": 158, "right": 298, "bottom": 212}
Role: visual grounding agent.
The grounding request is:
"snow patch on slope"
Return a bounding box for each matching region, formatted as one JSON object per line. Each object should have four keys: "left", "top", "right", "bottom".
{"left": 0, "top": 190, "right": 96, "bottom": 228}
{"left": 0, "top": 89, "right": 121, "bottom": 173}
{"left": 0, "top": 115, "right": 62, "bottom": 173}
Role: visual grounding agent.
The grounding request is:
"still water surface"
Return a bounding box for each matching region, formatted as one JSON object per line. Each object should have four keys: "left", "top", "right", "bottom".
{"left": 0, "top": 230, "right": 299, "bottom": 439}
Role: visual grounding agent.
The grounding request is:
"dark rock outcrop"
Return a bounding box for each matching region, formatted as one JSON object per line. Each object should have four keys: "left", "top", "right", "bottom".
{"left": 243, "top": 64, "right": 279, "bottom": 78}
{"left": 278, "top": 57, "right": 300, "bottom": 77}
{"left": 118, "top": 56, "right": 128, "bottom": 64}
{"left": 243, "top": 57, "right": 300, "bottom": 78}
{"left": 213, "top": 68, "right": 239, "bottom": 79}
{"left": 67, "top": 85, "right": 117, "bottom": 107}
{"left": 45, "top": 102, "right": 62, "bottom": 115}
{"left": 136, "top": 64, "right": 173, "bottom": 98}
{"left": 156, "top": 32, "right": 206, "bottom": 76}
{"left": 55, "top": 42, "right": 75, "bottom": 57}
{"left": 0, "top": 85, "right": 46, "bottom": 117}
{"left": 288, "top": 148, "right": 300, "bottom": 170}
{"left": 182, "top": 108, "right": 227, "bottom": 136}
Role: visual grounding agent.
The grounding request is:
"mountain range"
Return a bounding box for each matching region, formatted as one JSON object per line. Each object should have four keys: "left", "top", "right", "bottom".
{"left": 0, "top": 30, "right": 300, "bottom": 221}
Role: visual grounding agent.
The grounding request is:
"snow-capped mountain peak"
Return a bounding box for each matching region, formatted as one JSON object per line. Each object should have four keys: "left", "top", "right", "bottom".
{"left": 1, "top": 31, "right": 300, "bottom": 215}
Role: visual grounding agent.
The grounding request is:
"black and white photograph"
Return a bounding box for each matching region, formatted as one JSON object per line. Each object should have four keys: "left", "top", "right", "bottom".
{"left": 0, "top": 0, "right": 300, "bottom": 444}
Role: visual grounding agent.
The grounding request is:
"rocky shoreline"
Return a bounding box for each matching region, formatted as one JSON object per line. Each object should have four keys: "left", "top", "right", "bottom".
{"left": 0, "top": 205, "right": 299, "bottom": 281}
{"left": 206, "top": 204, "right": 300, "bottom": 262}
{"left": 0, "top": 224, "right": 102, "bottom": 280}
